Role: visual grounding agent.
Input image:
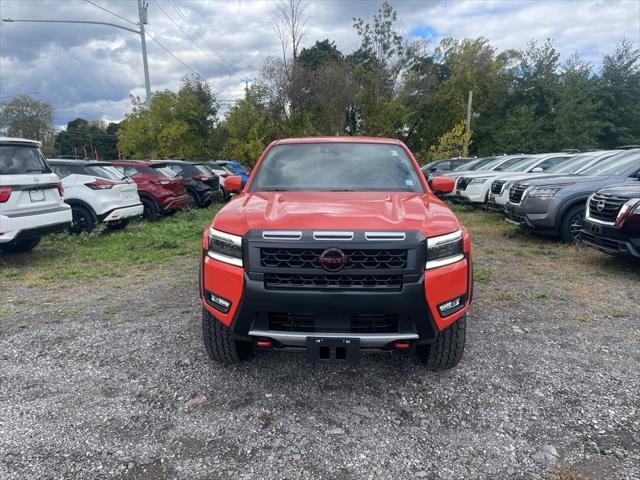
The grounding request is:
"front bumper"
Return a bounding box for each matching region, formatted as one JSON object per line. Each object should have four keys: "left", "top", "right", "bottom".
{"left": 581, "top": 220, "right": 640, "bottom": 258}
{"left": 200, "top": 230, "right": 472, "bottom": 348}
{"left": 459, "top": 182, "right": 490, "bottom": 204}
{"left": 0, "top": 205, "right": 72, "bottom": 243}
{"left": 504, "top": 198, "right": 557, "bottom": 233}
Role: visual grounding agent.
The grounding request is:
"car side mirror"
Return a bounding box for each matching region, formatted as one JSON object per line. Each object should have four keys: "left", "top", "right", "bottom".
{"left": 430, "top": 176, "right": 455, "bottom": 194}
{"left": 225, "top": 175, "right": 243, "bottom": 193}
{"left": 531, "top": 167, "right": 544, "bottom": 173}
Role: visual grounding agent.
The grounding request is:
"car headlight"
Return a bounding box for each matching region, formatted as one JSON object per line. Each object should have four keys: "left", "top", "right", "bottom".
{"left": 426, "top": 230, "right": 464, "bottom": 269}
{"left": 528, "top": 186, "right": 565, "bottom": 198}
{"left": 469, "top": 177, "right": 492, "bottom": 185}
{"left": 632, "top": 200, "right": 640, "bottom": 215}
{"left": 207, "top": 228, "right": 243, "bottom": 266}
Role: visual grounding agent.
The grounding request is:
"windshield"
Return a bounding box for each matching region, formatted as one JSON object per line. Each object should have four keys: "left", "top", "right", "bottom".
{"left": 579, "top": 150, "right": 640, "bottom": 176}
{"left": 250, "top": 143, "right": 424, "bottom": 192}
{"left": 453, "top": 157, "right": 495, "bottom": 171}
{"left": 0, "top": 145, "right": 50, "bottom": 174}
{"left": 477, "top": 156, "right": 522, "bottom": 171}
{"left": 549, "top": 151, "right": 619, "bottom": 174}
{"left": 498, "top": 156, "right": 538, "bottom": 172}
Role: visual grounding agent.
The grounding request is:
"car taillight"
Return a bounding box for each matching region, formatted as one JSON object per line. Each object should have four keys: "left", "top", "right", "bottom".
{"left": 56, "top": 182, "right": 64, "bottom": 198}
{"left": 85, "top": 178, "right": 117, "bottom": 190}
{"left": 0, "top": 186, "right": 12, "bottom": 203}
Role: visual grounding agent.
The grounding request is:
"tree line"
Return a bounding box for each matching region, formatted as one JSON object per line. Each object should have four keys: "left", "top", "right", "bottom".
{"left": 1, "top": 1, "right": 638, "bottom": 164}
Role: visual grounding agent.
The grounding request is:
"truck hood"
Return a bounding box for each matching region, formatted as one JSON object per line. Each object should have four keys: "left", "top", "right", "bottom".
{"left": 212, "top": 191, "right": 460, "bottom": 237}
{"left": 596, "top": 182, "right": 640, "bottom": 199}
{"left": 518, "top": 174, "right": 610, "bottom": 187}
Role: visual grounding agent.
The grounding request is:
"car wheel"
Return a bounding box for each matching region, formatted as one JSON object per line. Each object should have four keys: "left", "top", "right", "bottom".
{"left": 141, "top": 197, "right": 160, "bottom": 221}
{"left": 202, "top": 307, "right": 253, "bottom": 364}
{"left": 69, "top": 205, "right": 96, "bottom": 234}
{"left": 105, "top": 219, "right": 129, "bottom": 231}
{"left": 186, "top": 191, "right": 200, "bottom": 209}
{"left": 560, "top": 205, "right": 585, "bottom": 243}
{"left": 416, "top": 314, "right": 466, "bottom": 370}
{"left": 0, "top": 237, "right": 41, "bottom": 253}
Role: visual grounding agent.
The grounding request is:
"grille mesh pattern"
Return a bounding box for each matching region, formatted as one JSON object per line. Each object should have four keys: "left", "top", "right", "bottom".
{"left": 457, "top": 177, "right": 471, "bottom": 190}
{"left": 260, "top": 248, "right": 407, "bottom": 270}
{"left": 588, "top": 194, "right": 626, "bottom": 222}
{"left": 491, "top": 180, "right": 506, "bottom": 195}
{"left": 509, "top": 184, "right": 528, "bottom": 204}
{"left": 264, "top": 273, "right": 402, "bottom": 289}
{"left": 267, "top": 312, "right": 400, "bottom": 333}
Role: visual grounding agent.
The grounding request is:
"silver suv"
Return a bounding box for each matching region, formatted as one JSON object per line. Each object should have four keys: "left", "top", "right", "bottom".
{"left": 0, "top": 137, "right": 72, "bottom": 253}
{"left": 505, "top": 149, "right": 640, "bottom": 241}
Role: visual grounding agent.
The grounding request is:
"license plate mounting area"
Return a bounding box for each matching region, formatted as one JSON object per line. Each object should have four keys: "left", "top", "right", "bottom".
{"left": 305, "top": 337, "right": 360, "bottom": 365}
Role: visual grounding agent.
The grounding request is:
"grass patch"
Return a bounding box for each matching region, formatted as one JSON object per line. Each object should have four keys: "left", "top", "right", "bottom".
{"left": 498, "top": 292, "right": 517, "bottom": 302}
{"left": 535, "top": 293, "right": 550, "bottom": 300}
{"left": 0, "top": 204, "right": 220, "bottom": 284}
{"left": 474, "top": 266, "right": 494, "bottom": 285}
{"left": 547, "top": 465, "right": 587, "bottom": 480}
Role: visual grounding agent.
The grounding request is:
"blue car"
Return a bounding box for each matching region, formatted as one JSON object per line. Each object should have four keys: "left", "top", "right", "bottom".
{"left": 218, "top": 161, "right": 250, "bottom": 187}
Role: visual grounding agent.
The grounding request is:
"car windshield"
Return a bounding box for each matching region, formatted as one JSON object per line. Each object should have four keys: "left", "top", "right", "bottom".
{"left": 0, "top": 145, "right": 50, "bottom": 174}
{"left": 250, "top": 143, "right": 424, "bottom": 192}
{"left": 453, "top": 157, "right": 495, "bottom": 171}
{"left": 497, "top": 156, "right": 538, "bottom": 172}
{"left": 477, "top": 156, "right": 521, "bottom": 171}
{"left": 579, "top": 150, "right": 640, "bottom": 176}
{"left": 546, "top": 152, "right": 605, "bottom": 174}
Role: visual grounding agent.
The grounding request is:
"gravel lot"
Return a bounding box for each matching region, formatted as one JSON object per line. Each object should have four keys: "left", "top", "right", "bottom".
{"left": 1, "top": 207, "right": 639, "bottom": 480}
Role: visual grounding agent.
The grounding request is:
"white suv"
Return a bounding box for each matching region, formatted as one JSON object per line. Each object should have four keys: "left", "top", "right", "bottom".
{"left": 0, "top": 137, "right": 72, "bottom": 253}
{"left": 48, "top": 159, "right": 143, "bottom": 233}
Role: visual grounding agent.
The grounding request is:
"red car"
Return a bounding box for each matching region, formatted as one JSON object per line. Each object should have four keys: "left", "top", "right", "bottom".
{"left": 110, "top": 160, "right": 192, "bottom": 220}
{"left": 199, "top": 137, "right": 472, "bottom": 369}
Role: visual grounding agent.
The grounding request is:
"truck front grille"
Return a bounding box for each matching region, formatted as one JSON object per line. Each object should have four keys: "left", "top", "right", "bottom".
{"left": 457, "top": 177, "right": 471, "bottom": 190}
{"left": 588, "top": 193, "right": 626, "bottom": 222}
{"left": 491, "top": 180, "right": 506, "bottom": 195}
{"left": 267, "top": 312, "right": 400, "bottom": 333}
{"left": 509, "top": 184, "right": 528, "bottom": 204}
{"left": 260, "top": 248, "right": 408, "bottom": 270}
{"left": 264, "top": 273, "right": 403, "bottom": 290}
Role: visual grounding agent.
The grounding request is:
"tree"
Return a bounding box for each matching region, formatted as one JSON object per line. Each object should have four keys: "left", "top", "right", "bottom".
{"left": 272, "top": 0, "right": 308, "bottom": 65}
{"left": 428, "top": 121, "right": 471, "bottom": 160}
{"left": 54, "top": 118, "right": 120, "bottom": 159}
{"left": 0, "top": 95, "right": 54, "bottom": 143}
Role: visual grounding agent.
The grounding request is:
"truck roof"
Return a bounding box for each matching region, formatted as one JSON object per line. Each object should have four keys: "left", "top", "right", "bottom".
{"left": 273, "top": 136, "right": 404, "bottom": 146}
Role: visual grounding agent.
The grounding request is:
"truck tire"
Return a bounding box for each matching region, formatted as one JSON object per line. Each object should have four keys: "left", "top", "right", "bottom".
{"left": 0, "top": 237, "right": 41, "bottom": 253}
{"left": 202, "top": 307, "right": 253, "bottom": 364}
{"left": 416, "top": 314, "right": 466, "bottom": 370}
{"left": 141, "top": 197, "right": 159, "bottom": 221}
{"left": 560, "top": 204, "right": 585, "bottom": 242}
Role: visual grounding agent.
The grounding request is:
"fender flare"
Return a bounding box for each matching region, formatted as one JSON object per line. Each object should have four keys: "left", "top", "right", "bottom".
{"left": 64, "top": 198, "right": 98, "bottom": 222}
{"left": 555, "top": 195, "right": 589, "bottom": 228}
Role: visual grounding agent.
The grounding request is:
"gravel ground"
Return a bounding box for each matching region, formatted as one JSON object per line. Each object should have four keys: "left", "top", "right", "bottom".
{"left": 1, "top": 215, "right": 639, "bottom": 480}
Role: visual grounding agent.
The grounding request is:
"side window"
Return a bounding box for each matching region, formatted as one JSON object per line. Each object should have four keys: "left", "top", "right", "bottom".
{"left": 51, "top": 165, "right": 71, "bottom": 179}
{"left": 537, "top": 156, "right": 569, "bottom": 171}
{"left": 167, "top": 165, "right": 181, "bottom": 174}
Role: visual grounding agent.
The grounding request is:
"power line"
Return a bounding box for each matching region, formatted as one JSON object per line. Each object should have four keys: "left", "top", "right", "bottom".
{"left": 84, "top": 0, "right": 139, "bottom": 27}
{"left": 144, "top": 29, "right": 199, "bottom": 76}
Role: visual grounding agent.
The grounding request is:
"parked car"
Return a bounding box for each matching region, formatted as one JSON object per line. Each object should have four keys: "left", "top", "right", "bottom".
{"left": 455, "top": 152, "right": 575, "bottom": 205}
{"left": 159, "top": 160, "right": 220, "bottom": 208}
{"left": 216, "top": 160, "right": 251, "bottom": 187}
{"left": 202, "top": 161, "right": 233, "bottom": 200}
{"left": 422, "top": 157, "right": 474, "bottom": 175}
{"left": 110, "top": 160, "right": 192, "bottom": 220}
{"left": 200, "top": 137, "right": 472, "bottom": 369}
{"left": 0, "top": 137, "right": 72, "bottom": 253}
{"left": 581, "top": 183, "right": 640, "bottom": 258}
{"left": 48, "top": 159, "right": 143, "bottom": 233}
{"left": 487, "top": 150, "right": 622, "bottom": 210}
{"left": 505, "top": 149, "right": 640, "bottom": 242}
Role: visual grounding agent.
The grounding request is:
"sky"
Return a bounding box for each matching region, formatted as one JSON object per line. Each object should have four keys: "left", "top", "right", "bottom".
{"left": 0, "top": 0, "right": 638, "bottom": 128}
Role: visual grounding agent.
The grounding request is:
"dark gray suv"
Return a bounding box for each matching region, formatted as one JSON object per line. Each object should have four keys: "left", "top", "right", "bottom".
{"left": 505, "top": 149, "right": 640, "bottom": 241}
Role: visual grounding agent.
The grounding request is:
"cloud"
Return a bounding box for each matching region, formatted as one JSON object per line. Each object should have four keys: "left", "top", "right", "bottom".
{"left": 0, "top": 0, "right": 638, "bottom": 126}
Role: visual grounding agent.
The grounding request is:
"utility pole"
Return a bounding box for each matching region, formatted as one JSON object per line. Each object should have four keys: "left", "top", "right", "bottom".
{"left": 465, "top": 90, "right": 473, "bottom": 152}
{"left": 138, "top": 0, "right": 152, "bottom": 108}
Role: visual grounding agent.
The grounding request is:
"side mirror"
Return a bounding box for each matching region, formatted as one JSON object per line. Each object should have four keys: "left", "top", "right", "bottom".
{"left": 430, "top": 176, "right": 455, "bottom": 194}
{"left": 225, "top": 175, "right": 243, "bottom": 193}
{"left": 531, "top": 167, "right": 544, "bottom": 173}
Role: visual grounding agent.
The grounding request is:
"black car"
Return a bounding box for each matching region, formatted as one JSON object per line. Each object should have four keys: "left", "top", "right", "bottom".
{"left": 422, "top": 157, "right": 474, "bottom": 175}
{"left": 581, "top": 183, "right": 640, "bottom": 258}
{"left": 158, "top": 160, "right": 221, "bottom": 208}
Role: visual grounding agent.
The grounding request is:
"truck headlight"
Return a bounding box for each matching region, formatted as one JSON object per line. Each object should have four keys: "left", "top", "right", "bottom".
{"left": 208, "top": 228, "right": 243, "bottom": 266}
{"left": 469, "top": 177, "right": 492, "bottom": 185}
{"left": 426, "top": 230, "right": 464, "bottom": 269}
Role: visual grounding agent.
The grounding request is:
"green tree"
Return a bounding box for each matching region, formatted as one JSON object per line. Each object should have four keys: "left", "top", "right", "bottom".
{"left": 0, "top": 95, "right": 54, "bottom": 143}
{"left": 54, "top": 118, "right": 120, "bottom": 159}
{"left": 428, "top": 121, "right": 471, "bottom": 160}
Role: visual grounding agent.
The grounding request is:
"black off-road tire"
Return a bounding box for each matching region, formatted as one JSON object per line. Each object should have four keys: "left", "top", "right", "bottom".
{"left": 416, "top": 314, "right": 466, "bottom": 370}
{"left": 560, "top": 204, "right": 585, "bottom": 243}
{"left": 141, "top": 197, "right": 160, "bottom": 221}
{"left": 0, "top": 237, "right": 41, "bottom": 253}
{"left": 202, "top": 307, "right": 253, "bottom": 364}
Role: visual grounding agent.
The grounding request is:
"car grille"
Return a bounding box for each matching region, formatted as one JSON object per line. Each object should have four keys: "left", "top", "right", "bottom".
{"left": 267, "top": 312, "right": 400, "bottom": 333}
{"left": 264, "top": 273, "right": 403, "bottom": 290}
{"left": 588, "top": 193, "right": 626, "bottom": 223}
{"left": 509, "top": 184, "right": 528, "bottom": 204}
{"left": 491, "top": 180, "right": 507, "bottom": 195}
{"left": 457, "top": 177, "right": 471, "bottom": 191}
{"left": 260, "top": 248, "right": 408, "bottom": 270}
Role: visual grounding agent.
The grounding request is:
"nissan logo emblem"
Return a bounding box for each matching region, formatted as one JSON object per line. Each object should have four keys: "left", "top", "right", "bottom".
{"left": 319, "top": 248, "right": 348, "bottom": 272}
{"left": 596, "top": 199, "right": 606, "bottom": 211}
